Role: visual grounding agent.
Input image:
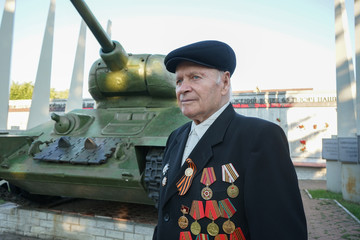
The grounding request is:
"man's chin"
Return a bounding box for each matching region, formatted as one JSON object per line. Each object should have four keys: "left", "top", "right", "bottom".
{"left": 181, "top": 109, "right": 196, "bottom": 120}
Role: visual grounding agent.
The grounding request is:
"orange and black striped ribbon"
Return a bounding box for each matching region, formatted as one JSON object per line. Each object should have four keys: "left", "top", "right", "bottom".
{"left": 215, "top": 234, "right": 228, "bottom": 240}
{"left": 204, "top": 200, "right": 221, "bottom": 221}
{"left": 176, "top": 158, "right": 197, "bottom": 196}
{"left": 196, "top": 234, "right": 209, "bottom": 240}
{"left": 200, "top": 167, "right": 216, "bottom": 186}
{"left": 230, "top": 227, "right": 246, "bottom": 240}
{"left": 179, "top": 231, "right": 193, "bottom": 240}
{"left": 189, "top": 200, "right": 205, "bottom": 220}
{"left": 222, "top": 163, "right": 239, "bottom": 183}
{"left": 219, "top": 198, "right": 237, "bottom": 218}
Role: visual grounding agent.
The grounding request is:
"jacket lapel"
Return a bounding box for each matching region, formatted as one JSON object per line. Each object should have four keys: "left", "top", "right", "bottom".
{"left": 160, "top": 123, "right": 190, "bottom": 208}
{"left": 160, "top": 105, "right": 236, "bottom": 209}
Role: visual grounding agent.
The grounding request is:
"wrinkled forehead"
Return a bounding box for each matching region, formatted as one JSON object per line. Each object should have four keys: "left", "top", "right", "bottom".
{"left": 175, "top": 61, "right": 218, "bottom": 76}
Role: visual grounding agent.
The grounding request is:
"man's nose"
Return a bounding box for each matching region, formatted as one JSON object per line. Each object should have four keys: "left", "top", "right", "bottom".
{"left": 177, "top": 80, "right": 191, "bottom": 93}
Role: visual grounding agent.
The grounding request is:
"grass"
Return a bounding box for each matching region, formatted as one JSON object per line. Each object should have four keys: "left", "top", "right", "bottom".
{"left": 0, "top": 199, "right": 5, "bottom": 205}
{"left": 308, "top": 189, "right": 360, "bottom": 221}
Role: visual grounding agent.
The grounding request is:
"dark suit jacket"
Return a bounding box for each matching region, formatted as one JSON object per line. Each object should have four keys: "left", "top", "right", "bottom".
{"left": 153, "top": 105, "right": 307, "bottom": 240}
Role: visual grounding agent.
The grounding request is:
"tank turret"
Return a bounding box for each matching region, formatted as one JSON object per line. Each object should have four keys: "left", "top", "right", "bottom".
{"left": 71, "top": 0, "right": 177, "bottom": 108}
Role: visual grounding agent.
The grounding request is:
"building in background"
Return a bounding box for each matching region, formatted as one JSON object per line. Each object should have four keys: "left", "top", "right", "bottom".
{"left": 7, "top": 89, "right": 336, "bottom": 180}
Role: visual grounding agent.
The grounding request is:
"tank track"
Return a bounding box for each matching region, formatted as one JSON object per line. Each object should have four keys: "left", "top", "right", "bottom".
{"left": 0, "top": 182, "right": 39, "bottom": 207}
{"left": 144, "top": 147, "right": 164, "bottom": 208}
{"left": 0, "top": 182, "right": 68, "bottom": 208}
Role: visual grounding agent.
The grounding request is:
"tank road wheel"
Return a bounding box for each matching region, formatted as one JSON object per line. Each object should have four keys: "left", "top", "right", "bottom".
{"left": 144, "top": 147, "right": 164, "bottom": 208}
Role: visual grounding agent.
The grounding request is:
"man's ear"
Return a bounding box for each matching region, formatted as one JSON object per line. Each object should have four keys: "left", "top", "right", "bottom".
{"left": 221, "top": 71, "right": 231, "bottom": 95}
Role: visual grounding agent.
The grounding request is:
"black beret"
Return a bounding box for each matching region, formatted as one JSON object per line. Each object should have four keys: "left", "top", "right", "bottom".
{"left": 164, "top": 40, "right": 236, "bottom": 76}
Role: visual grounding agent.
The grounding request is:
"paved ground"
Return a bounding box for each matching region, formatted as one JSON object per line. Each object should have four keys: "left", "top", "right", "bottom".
{"left": 1, "top": 180, "right": 360, "bottom": 239}
{"left": 299, "top": 180, "right": 360, "bottom": 240}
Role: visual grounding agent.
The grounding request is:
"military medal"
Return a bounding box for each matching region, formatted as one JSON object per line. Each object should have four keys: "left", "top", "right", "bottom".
{"left": 189, "top": 200, "right": 205, "bottom": 236}
{"left": 227, "top": 185, "right": 239, "bottom": 199}
{"left": 204, "top": 200, "right": 221, "bottom": 237}
{"left": 223, "top": 220, "right": 235, "bottom": 235}
{"left": 219, "top": 198, "right": 237, "bottom": 234}
{"left": 185, "top": 167, "right": 194, "bottom": 176}
{"left": 179, "top": 231, "right": 193, "bottom": 240}
{"left": 207, "top": 222, "right": 219, "bottom": 237}
{"left": 215, "top": 234, "right": 228, "bottom": 240}
{"left": 162, "top": 163, "right": 169, "bottom": 186}
{"left": 163, "top": 163, "right": 169, "bottom": 175}
{"left": 229, "top": 227, "right": 246, "bottom": 240}
{"left": 222, "top": 163, "right": 239, "bottom": 198}
{"left": 178, "top": 205, "right": 190, "bottom": 229}
{"left": 162, "top": 176, "right": 167, "bottom": 186}
{"left": 177, "top": 158, "right": 197, "bottom": 196}
{"left": 191, "top": 221, "right": 201, "bottom": 236}
{"left": 200, "top": 167, "right": 216, "bottom": 200}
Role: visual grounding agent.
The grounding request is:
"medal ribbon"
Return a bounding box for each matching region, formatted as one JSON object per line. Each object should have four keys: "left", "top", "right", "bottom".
{"left": 230, "top": 227, "right": 246, "bottom": 240}
{"left": 189, "top": 200, "right": 205, "bottom": 220}
{"left": 219, "top": 198, "right": 237, "bottom": 218}
{"left": 215, "top": 234, "right": 228, "bottom": 240}
{"left": 222, "top": 163, "right": 239, "bottom": 183}
{"left": 176, "top": 158, "right": 197, "bottom": 195}
{"left": 200, "top": 167, "right": 216, "bottom": 186}
{"left": 204, "top": 200, "right": 221, "bottom": 221}
{"left": 195, "top": 234, "right": 209, "bottom": 240}
{"left": 179, "top": 231, "right": 193, "bottom": 240}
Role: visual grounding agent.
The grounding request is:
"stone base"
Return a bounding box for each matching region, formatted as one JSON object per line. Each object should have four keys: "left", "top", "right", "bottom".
{"left": 292, "top": 158, "right": 327, "bottom": 180}
{"left": 294, "top": 166, "right": 326, "bottom": 180}
{"left": 342, "top": 163, "right": 360, "bottom": 203}
{"left": 326, "top": 160, "right": 342, "bottom": 193}
{"left": 0, "top": 202, "right": 155, "bottom": 240}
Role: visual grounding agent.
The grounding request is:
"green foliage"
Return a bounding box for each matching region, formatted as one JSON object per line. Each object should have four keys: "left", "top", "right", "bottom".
{"left": 50, "top": 88, "right": 69, "bottom": 99}
{"left": 309, "top": 189, "right": 342, "bottom": 200}
{"left": 308, "top": 189, "right": 360, "bottom": 221}
{"left": 10, "top": 81, "right": 34, "bottom": 99}
{"left": 9, "top": 81, "right": 69, "bottom": 100}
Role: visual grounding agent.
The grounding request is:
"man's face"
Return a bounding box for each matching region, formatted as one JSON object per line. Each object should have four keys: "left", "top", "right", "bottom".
{"left": 175, "top": 62, "right": 230, "bottom": 124}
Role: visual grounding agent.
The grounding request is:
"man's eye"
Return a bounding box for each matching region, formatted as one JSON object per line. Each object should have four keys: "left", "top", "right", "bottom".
{"left": 176, "top": 79, "right": 183, "bottom": 85}
{"left": 193, "top": 75, "right": 200, "bottom": 80}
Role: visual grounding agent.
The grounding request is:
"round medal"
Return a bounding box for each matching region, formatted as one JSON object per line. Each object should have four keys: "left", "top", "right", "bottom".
{"left": 201, "top": 186, "right": 213, "bottom": 200}
{"left": 207, "top": 222, "right": 219, "bottom": 236}
{"left": 178, "top": 215, "right": 189, "bottom": 229}
{"left": 185, "top": 167, "right": 194, "bottom": 176}
{"left": 190, "top": 221, "right": 201, "bottom": 235}
{"left": 222, "top": 219, "right": 235, "bottom": 234}
{"left": 227, "top": 184, "right": 239, "bottom": 198}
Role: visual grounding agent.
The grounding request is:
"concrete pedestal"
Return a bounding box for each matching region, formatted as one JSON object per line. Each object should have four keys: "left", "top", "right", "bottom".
{"left": 326, "top": 160, "right": 342, "bottom": 193}
{"left": 342, "top": 163, "right": 360, "bottom": 203}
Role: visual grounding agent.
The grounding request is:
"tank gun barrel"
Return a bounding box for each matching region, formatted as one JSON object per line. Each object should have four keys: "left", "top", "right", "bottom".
{"left": 70, "top": 0, "right": 113, "bottom": 53}
{"left": 70, "top": 0, "right": 128, "bottom": 71}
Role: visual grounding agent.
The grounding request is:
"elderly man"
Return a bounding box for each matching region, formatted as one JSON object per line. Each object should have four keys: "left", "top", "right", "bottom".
{"left": 153, "top": 40, "right": 307, "bottom": 240}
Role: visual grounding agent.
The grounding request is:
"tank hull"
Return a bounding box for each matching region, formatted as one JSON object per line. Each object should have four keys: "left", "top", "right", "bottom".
{"left": 0, "top": 106, "right": 189, "bottom": 205}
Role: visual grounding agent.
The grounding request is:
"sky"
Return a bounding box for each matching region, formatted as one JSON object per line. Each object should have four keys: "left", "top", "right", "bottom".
{"left": 0, "top": 0, "right": 356, "bottom": 99}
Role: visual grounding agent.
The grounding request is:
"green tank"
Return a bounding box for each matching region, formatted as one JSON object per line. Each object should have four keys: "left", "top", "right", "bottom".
{"left": 0, "top": 0, "right": 188, "bottom": 206}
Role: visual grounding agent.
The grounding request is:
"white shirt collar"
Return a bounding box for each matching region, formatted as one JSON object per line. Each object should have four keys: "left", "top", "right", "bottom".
{"left": 190, "top": 102, "right": 230, "bottom": 139}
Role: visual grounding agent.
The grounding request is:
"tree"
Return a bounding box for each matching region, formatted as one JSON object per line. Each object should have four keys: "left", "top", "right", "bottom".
{"left": 50, "top": 88, "right": 69, "bottom": 99}
{"left": 10, "top": 81, "right": 34, "bottom": 100}
{"left": 9, "top": 81, "right": 69, "bottom": 100}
